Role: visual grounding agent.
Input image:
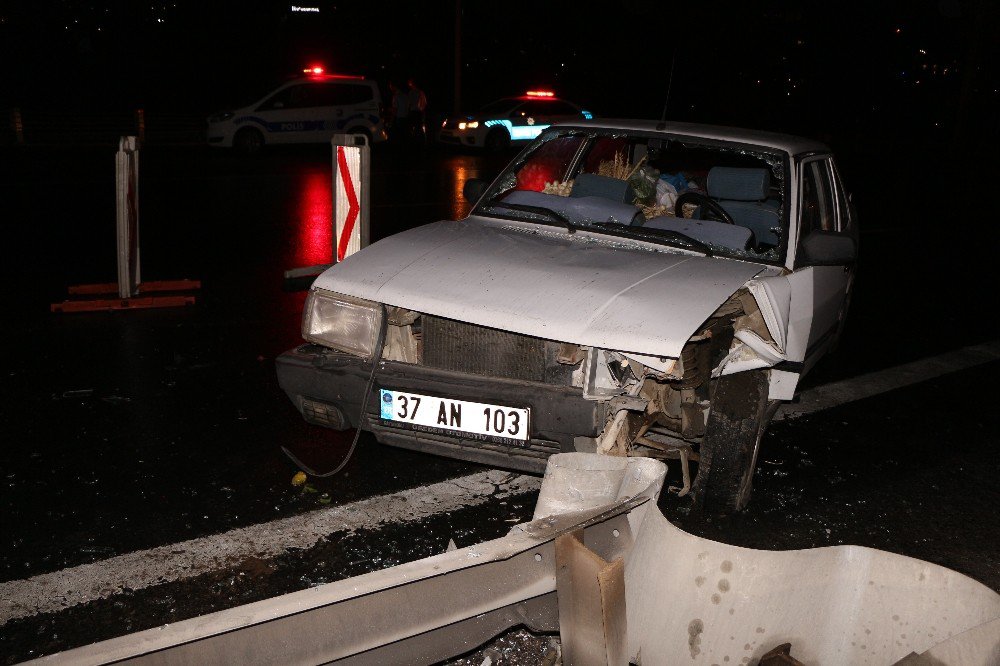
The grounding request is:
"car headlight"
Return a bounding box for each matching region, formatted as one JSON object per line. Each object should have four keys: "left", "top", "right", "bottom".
{"left": 302, "top": 290, "right": 383, "bottom": 359}
{"left": 208, "top": 111, "right": 234, "bottom": 123}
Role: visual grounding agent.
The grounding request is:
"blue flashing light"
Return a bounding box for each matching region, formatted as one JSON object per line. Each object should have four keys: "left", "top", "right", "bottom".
{"left": 510, "top": 124, "right": 549, "bottom": 140}
{"left": 581, "top": 110, "right": 593, "bottom": 120}
{"left": 482, "top": 118, "right": 549, "bottom": 140}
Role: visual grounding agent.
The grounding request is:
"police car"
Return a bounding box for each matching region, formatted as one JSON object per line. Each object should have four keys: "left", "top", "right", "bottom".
{"left": 438, "top": 91, "right": 592, "bottom": 150}
{"left": 207, "top": 67, "right": 387, "bottom": 153}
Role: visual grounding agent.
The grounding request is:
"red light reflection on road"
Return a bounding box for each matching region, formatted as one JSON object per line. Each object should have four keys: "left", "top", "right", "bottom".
{"left": 295, "top": 169, "right": 332, "bottom": 267}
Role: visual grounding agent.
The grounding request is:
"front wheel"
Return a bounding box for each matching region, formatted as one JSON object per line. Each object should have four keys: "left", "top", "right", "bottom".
{"left": 484, "top": 128, "right": 510, "bottom": 152}
{"left": 692, "top": 369, "right": 775, "bottom": 513}
{"left": 233, "top": 128, "right": 264, "bottom": 155}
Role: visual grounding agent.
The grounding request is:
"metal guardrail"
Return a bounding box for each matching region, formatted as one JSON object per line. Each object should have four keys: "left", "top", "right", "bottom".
{"left": 3, "top": 108, "right": 205, "bottom": 146}
{"left": 23, "top": 453, "right": 1000, "bottom": 665}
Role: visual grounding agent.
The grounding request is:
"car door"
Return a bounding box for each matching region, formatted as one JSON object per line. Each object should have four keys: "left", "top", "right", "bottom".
{"left": 546, "top": 100, "right": 588, "bottom": 123}
{"left": 786, "top": 156, "right": 857, "bottom": 374}
{"left": 253, "top": 83, "right": 323, "bottom": 144}
{"left": 508, "top": 101, "right": 555, "bottom": 142}
{"left": 319, "top": 82, "right": 378, "bottom": 138}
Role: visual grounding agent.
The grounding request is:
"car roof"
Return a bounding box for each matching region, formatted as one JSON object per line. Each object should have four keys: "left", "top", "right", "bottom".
{"left": 483, "top": 95, "right": 576, "bottom": 106}
{"left": 551, "top": 118, "right": 829, "bottom": 156}
{"left": 284, "top": 75, "right": 374, "bottom": 86}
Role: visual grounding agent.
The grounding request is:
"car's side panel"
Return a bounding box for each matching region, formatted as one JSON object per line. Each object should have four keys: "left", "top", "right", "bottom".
{"left": 212, "top": 79, "right": 384, "bottom": 148}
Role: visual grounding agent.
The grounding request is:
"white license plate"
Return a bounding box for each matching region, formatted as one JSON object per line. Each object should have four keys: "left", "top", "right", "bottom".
{"left": 379, "top": 389, "right": 530, "bottom": 444}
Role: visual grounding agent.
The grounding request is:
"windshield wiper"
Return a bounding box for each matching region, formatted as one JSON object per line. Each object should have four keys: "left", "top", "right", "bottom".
{"left": 489, "top": 202, "right": 577, "bottom": 234}
{"left": 590, "top": 222, "right": 713, "bottom": 257}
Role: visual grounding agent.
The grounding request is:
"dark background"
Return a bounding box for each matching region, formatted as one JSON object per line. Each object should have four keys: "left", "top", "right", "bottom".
{"left": 2, "top": 3, "right": 1000, "bottom": 661}
{"left": 2, "top": 1, "right": 998, "bottom": 150}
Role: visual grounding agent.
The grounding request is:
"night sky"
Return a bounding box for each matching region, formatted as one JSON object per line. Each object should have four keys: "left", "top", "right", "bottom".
{"left": 2, "top": 1, "right": 998, "bottom": 150}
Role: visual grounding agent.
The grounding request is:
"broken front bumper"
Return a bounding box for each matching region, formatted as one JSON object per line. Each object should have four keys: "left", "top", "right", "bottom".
{"left": 276, "top": 344, "right": 607, "bottom": 473}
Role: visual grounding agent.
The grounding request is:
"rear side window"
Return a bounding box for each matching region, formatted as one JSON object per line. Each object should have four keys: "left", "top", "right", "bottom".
{"left": 260, "top": 83, "right": 374, "bottom": 110}
{"left": 478, "top": 98, "right": 520, "bottom": 117}
{"left": 545, "top": 101, "right": 579, "bottom": 116}
{"left": 516, "top": 100, "right": 557, "bottom": 118}
{"left": 258, "top": 85, "right": 298, "bottom": 110}
{"left": 313, "top": 83, "right": 374, "bottom": 106}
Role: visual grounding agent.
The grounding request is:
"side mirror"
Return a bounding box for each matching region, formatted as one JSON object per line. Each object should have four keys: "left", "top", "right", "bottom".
{"left": 463, "top": 178, "right": 487, "bottom": 203}
{"left": 800, "top": 232, "right": 856, "bottom": 265}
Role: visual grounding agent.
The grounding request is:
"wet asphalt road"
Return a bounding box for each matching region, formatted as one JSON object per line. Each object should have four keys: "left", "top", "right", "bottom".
{"left": 1, "top": 139, "right": 998, "bottom": 662}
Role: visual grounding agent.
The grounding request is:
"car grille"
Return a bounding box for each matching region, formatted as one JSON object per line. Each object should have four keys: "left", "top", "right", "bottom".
{"left": 421, "top": 316, "right": 546, "bottom": 382}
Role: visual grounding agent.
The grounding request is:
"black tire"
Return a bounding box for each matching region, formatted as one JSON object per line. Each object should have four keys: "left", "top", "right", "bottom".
{"left": 692, "top": 369, "right": 772, "bottom": 513}
{"left": 233, "top": 128, "right": 264, "bottom": 155}
{"left": 484, "top": 127, "right": 510, "bottom": 152}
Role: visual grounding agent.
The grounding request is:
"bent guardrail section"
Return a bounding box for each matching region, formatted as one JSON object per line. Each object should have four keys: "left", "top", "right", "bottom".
{"left": 32, "top": 454, "right": 1000, "bottom": 665}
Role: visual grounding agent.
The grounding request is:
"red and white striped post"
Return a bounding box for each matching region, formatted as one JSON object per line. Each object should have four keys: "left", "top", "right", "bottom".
{"left": 333, "top": 133, "right": 370, "bottom": 262}
{"left": 283, "top": 133, "right": 370, "bottom": 279}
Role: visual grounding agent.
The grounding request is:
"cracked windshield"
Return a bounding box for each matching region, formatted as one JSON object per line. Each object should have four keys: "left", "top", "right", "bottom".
{"left": 480, "top": 130, "right": 787, "bottom": 262}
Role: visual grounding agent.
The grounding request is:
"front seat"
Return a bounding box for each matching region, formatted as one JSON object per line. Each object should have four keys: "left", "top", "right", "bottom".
{"left": 706, "top": 167, "right": 781, "bottom": 247}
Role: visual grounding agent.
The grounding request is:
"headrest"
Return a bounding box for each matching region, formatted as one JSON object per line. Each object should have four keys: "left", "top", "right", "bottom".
{"left": 570, "top": 173, "right": 637, "bottom": 204}
{"left": 707, "top": 167, "right": 770, "bottom": 201}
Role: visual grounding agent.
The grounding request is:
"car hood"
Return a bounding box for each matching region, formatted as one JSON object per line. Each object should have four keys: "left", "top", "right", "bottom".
{"left": 313, "top": 217, "right": 768, "bottom": 362}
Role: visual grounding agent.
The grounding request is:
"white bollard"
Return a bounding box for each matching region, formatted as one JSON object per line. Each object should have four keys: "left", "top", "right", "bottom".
{"left": 115, "top": 136, "right": 140, "bottom": 298}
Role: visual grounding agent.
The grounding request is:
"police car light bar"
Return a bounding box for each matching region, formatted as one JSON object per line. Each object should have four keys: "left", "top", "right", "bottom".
{"left": 525, "top": 90, "right": 554, "bottom": 97}
{"left": 302, "top": 66, "right": 364, "bottom": 80}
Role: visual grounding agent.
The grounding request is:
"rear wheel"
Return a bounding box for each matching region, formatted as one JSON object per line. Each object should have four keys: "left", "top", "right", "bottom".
{"left": 234, "top": 128, "right": 264, "bottom": 155}
{"left": 692, "top": 369, "right": 774, "bottom": 513}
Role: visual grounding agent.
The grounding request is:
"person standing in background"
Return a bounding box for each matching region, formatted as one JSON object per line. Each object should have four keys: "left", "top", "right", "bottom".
{"left": 389, "top": 80, "right": 410, "bottom": 144}
{"left": 406, "top": 78, "right": 428, "bottom": 145}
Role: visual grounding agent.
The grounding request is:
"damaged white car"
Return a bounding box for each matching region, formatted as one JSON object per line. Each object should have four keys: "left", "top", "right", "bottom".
{"left": 277, "top": 120, "right": 857, "bottom": 511}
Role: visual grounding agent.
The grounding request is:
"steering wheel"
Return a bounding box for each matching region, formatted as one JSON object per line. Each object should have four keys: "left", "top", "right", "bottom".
{"left": 674, "top": 192, "right": 735, "bottom": 225}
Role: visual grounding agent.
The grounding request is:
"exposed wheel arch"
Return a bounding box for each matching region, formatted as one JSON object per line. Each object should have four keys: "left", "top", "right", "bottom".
{"left": 691, "top": 369, "right": 777, "bottom": 513}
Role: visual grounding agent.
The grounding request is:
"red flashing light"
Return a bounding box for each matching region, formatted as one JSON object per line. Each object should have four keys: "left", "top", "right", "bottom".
{"left": 301, "top": 66, "right": 364, "bottom": 80}
{"left": 525, "top": 90, "right": 554, "bottom": 97}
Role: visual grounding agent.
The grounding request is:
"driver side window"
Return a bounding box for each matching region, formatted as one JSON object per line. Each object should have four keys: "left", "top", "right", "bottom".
{"left": 259, "top": 86, "right": 297, "bottom": 111}
{"left": 800, "top": 159, "right": 837, "bottom": 233}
